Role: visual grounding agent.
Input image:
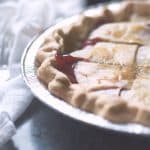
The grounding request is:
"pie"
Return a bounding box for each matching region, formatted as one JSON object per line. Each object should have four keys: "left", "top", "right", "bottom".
{"left": 36, "top": 1, "right": 150, "bottom": 126}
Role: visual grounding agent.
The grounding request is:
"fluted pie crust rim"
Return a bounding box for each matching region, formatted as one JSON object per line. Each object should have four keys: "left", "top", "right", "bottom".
{"left": 36, "top": 1, "right": 150, "bottom": 126}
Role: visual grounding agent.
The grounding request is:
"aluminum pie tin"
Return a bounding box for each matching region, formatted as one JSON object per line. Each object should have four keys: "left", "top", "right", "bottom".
{"left": 21, "top": 4, "right": 150, "bottom": 137}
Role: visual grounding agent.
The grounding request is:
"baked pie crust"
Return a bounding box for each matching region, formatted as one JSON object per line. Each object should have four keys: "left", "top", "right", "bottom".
{"left": 36, "top": 1, "right": 150, "bottom": 126}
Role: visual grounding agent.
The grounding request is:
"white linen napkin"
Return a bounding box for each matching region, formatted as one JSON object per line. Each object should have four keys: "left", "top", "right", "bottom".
{"left": 0, "top": 0, "right": 55, "bottom": 146}
{"left": 0, "top": 0, "right": 85, "bottom": 147}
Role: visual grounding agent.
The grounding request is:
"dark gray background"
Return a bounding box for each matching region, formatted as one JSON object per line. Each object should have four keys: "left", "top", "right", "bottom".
{"left": 2, "top": 99, "right": 150, "bottom": 150}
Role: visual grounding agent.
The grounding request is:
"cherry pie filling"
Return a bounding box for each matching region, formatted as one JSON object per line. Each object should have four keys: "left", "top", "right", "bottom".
{"left": 55, "top": 37, "right": 106, "bottom": 84}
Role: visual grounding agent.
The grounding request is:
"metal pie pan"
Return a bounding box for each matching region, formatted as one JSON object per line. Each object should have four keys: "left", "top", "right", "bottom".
{"left": 21, "top": 4, "right": 150, "bottom": 137}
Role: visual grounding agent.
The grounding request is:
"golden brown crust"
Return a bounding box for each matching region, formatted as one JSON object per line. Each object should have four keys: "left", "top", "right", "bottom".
{"left": 36, "top": 1, "right": 150, "bottom": 126}
{"left": 109, "top": 1, "right": 150, "bottom": 21}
